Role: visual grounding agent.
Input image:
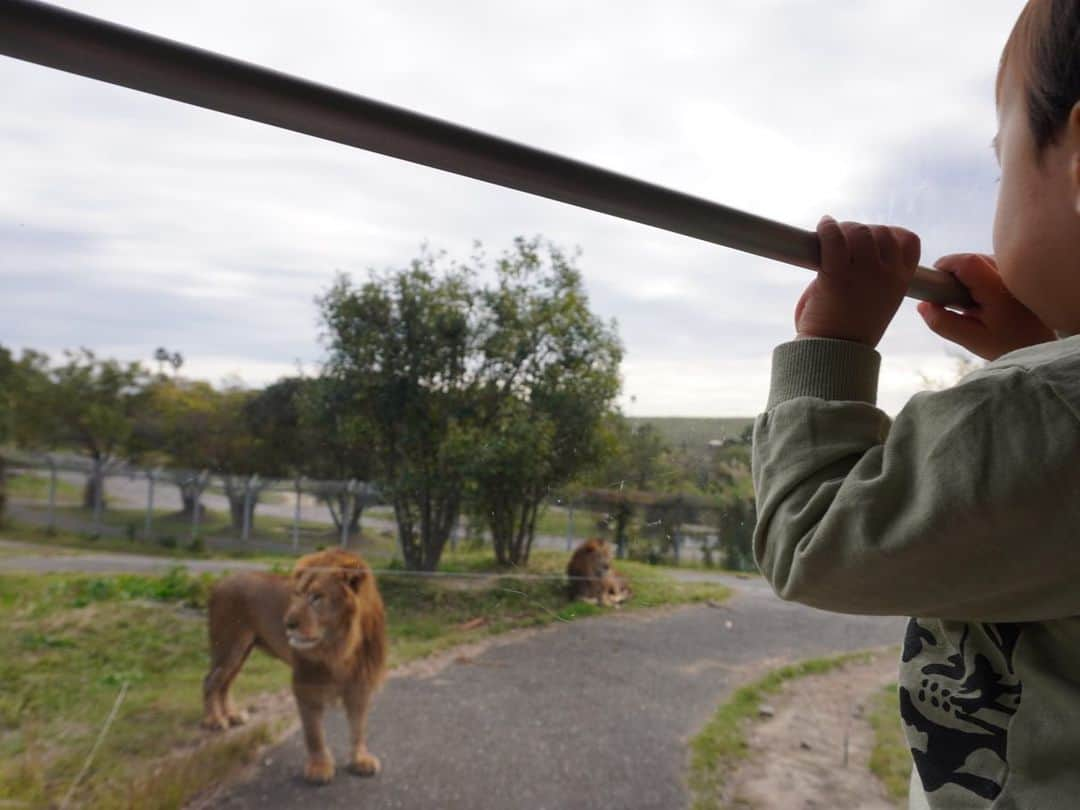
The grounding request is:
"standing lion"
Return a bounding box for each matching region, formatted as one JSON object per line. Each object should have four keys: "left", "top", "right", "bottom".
{"left": 202, "top": 548, "right": 387, "bottom": 784}
{"left": 566, "top": 537, "right": 632, "bottom": 606}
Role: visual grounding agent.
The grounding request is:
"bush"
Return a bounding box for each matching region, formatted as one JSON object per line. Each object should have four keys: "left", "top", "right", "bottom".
{"left": 157, "top": 535, "right": 177, "bottom": 549}
{"left": 57, "top": 567, "right": 213, "bottom": 609}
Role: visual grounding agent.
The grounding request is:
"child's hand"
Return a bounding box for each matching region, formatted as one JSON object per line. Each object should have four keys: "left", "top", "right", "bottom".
{"left": 794, "top": 216, "right": 920, "bottom": 347}
{"left": 916, "top": 254, "right": 1055, "bottom": 361}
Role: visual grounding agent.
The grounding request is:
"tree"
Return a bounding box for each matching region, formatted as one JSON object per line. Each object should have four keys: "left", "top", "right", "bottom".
{"left": 0, "top": 345, "right": 12, "bottom": 522}
{"left": 28, "top": 349, "right": 148, "bottom": 510}
{"left": 132, "top": 376, "right": 220, "bottom": 519}
{"left": 716, "top": 495, "right": 756, "bottom": 572}
{"left": 135, "top": 377, "right": 267, "bottom": 534}
{"left": 212, "top": 385, "right": 270, "bottom": 535}
{"left": 0, "top": 346, "right": 59, "bottom": 523}
{"left": 579, "top": 415, "right": 669, "bottom": 492}
{"left": 153, "top": 347, "right": 183, "bottom": 377}
{"left": 296, "top": 375, "right": 378, "bottom": 540}
{"left": 319, "top": 253, "right": 477, "bottom": 570}
{"left": 468, "top": 238, "right": 622, "bottom": 566}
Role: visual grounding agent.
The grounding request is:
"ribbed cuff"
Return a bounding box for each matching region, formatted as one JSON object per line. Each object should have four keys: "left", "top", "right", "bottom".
{"left": 766, "top": 338, "right": 881, "bottom": 409}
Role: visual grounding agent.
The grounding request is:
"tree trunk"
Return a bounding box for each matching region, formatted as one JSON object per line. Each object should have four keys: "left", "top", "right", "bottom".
{"left": 349, "top": 499, "right": 364, "bottom": 534}
{"left": 179, "top": 487, "right": 207, "bottom": 520}
{"left": 228, "top": 495, "right": 245, "bottom": 533}
{"left": 393, "top": 491, "right": 460, "bottom": 571}
{"left": 394, "top": 499, "right": 423, "bottom": 570}
{"left": 614, "top": 500, "right": 631, "bottom": 559}
{"left": 82, "top": 471, "right": 106, "bottom": 510}
{"left": 0, "top": 455, "right": 6, "bottom": 524}
{"left": 222, "top": 478, "right": 259, "bottom": 536}
{"left": 327, "top": 492, "right": 366, "bottom": 534}
{"left": 488, "top": 497, "right": 541, "bottom": 568}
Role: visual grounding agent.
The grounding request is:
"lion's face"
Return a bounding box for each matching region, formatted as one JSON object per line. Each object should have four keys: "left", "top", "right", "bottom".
{"left": 284, "top": 565, "right": 364, "bottom": 653}
{"left": 590, "top": 541, "right": 613, "bottom": 577}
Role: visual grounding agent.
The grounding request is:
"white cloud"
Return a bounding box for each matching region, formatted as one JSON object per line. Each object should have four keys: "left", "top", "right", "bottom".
{"left": 0, "top": 0, "right": 1022, "bottom": 415}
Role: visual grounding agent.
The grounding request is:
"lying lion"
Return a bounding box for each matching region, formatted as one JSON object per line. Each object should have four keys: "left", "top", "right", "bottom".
{"left": 202, "top": 548, "right": 387, "bottom": 784}
{"left": 567, "top": 537, "right": 632, "bottom": 606}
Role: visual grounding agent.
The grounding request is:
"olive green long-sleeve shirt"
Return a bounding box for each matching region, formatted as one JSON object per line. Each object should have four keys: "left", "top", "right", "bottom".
{"left": 752, "top": 335, "right": 1080, "bottom": 809}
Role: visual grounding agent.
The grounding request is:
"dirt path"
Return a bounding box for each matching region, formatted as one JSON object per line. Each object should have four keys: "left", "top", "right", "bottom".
{"left": 725, "top": 650, "right": 903, "bottom": 809}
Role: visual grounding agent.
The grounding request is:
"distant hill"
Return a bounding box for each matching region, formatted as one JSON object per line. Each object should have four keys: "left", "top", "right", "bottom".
{"left": 626, "top": 417, "right": 754, "bottom": 448}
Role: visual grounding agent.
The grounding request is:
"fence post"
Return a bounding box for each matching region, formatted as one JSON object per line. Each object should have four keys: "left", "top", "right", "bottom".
{"left": 566, "top": 501, "right": 575, "bottom": 552}
{"left": 191, "top": 470, "right": 208, "bottom": 542}
{"left": 92, "top": 457, "right": 104, "bottom": 537}
{"left": 241, "top": 474, "right": 257, "bottom": 543}
{"left": 340, "top": 480, "right": 355, "bottom": 548}
{"left": 144, "top": 467, "right": 157, "bottom": 542}
{"left": 292, "top": 476, "right": 302, "bottom": 552}
{"left": 46, "top": 454, "right": 57, "bottom": 533}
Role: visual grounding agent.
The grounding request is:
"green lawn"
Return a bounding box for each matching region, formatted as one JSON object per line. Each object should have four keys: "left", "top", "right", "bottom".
{"left": 6, "top": 472, "right": 82, "bottom": 503}
{"left": 627, "top": 416, "right": 753, "bottom": 448}
{"left": 1, "top": 558, "right": 729, "bottom": 810}
{"left": 204, "top": 484, "right": 288, "bottom": 505}
{"left": 1, "top": 506, "right": 400, "bottom": 561}
{"left": 868, "top": 684, "right": 911, "bottom": 805}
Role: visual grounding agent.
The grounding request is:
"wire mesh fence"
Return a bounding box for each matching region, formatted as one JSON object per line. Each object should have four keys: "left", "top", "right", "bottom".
{"left": 1, "top": 449, "right": 755, "bottom": 569}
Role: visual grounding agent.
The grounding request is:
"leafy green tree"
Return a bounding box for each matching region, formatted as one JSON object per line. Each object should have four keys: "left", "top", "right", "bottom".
{"left": 27, "top": 349, "right": 149, "bottom": 509}
{"left": 468, "top": 238, "right": 622, "bottom": 566}
{"left": 132, "top": 376, "right": 220, "bottom": 518}
{"left": 0, "top": 345, "right": 12, "bottom": 522}
{"left": 716, "top": 495, "right": 756, "bottom": 572}
{"left": 0, "top": 346, "right": 59, "bottom": 522}
{"left": 296, "top": 375, "right": 378, "bottom": 537}
{"left": 134, "top": 377, "right": 265, "bottom": 533}
{"left": 580, "top": 415, "right": 669, "bottom": 491}
{"left": 211, "top": 385, "right": 271, "bottom": 534}
{"left": 319, "top": 253, "right": 477, "bottom": 570}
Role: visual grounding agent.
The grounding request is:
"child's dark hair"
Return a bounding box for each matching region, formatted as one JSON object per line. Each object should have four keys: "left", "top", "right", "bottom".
{"left": 998, "top": 0, "right": 1080, "bottom": 152}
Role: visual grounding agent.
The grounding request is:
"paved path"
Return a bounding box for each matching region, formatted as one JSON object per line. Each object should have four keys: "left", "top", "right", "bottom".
{"left": 212, "top": 588, "right": 902, "bottom": 809}
{"left": 0, "top": 540, "right": 905, "bottom": 810}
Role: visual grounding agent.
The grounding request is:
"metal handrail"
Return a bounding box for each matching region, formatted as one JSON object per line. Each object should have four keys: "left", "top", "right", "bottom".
{"left": 0, "top": 0, "right": 972, "bottom": 306}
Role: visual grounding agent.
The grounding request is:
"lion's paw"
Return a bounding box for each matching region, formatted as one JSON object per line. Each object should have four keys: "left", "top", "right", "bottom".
{"left": 227, "top": 710, "right": 249, "bottom": 727}
{"left": 304, "top": 757, "right": 335, "bottom": 785}
{"left": 348, "top": 753, "right": 381, "bottom": 777}
{"left": 200, "top": 715, "right": 229, "bottom": 732}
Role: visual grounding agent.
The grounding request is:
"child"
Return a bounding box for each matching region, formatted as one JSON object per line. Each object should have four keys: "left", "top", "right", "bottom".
{"left": 751, "top": 2, "right": 1080, "bottom": 807}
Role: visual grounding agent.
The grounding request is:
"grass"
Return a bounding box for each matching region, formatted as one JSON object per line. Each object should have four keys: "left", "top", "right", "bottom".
{"left": 687, "top": 650, "right": 875, "bottom": 810}
{"left": 6, "top": 473, "right": 82, "bottom": 503}
{"left": 867, "top": 683, "right": 911, "bottom": 805}
{"left": 0, "top": 507, "right": 398, "bottom": 563}
{"left": 627, "top": 416, "right": 753, "bottom": 448}
{"left": 379, "top": 549, "right": 730, "bottom": 665}
{"left": 1, "top": 556, "right": 729, "bottom": 809}
{"left": 370, "top": 504, "right": 583, "bottom": 543}
{"left": 0, "top": 570, "right": 287, "bottom": 810}
{"left": 0, "top": 519, "right": 292, "bottom": 562}
{"left": 52, "top": 504, "right": 342, "bottom": 543}
{"left": 204, "top": 484, "right": 287, "bottom": 505}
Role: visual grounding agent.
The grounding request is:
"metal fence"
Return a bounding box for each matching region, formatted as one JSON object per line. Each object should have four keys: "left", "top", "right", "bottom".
{"left": 2, "top": 450, "right": 754, "bottom": 568}
{"left": 2, "top": 450, "right": 386, "bottom": 556}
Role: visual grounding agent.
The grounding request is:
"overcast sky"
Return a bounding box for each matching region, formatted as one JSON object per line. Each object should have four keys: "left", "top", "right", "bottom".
{"left": 0, "top": 1, "right": 1021, "bottom": 415}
